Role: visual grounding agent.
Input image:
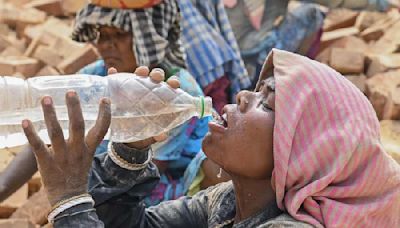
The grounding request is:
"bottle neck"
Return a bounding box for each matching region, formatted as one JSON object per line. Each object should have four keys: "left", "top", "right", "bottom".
{"left": 193, "top": 96, "right": 213, "bottom": 118}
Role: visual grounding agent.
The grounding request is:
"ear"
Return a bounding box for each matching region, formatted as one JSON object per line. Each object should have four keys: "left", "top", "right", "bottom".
{"left": 255, "top": 50, "right": 275, "bottom": 92}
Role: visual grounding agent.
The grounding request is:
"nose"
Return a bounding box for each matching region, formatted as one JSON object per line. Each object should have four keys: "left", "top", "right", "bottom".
{"left": 236, "top": 90, "right": 252, "bottom": 112}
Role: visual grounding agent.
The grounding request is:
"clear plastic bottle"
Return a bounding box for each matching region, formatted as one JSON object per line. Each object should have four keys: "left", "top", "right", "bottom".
{"left": 0, "top": 73, "right": 212, "bottom": 148}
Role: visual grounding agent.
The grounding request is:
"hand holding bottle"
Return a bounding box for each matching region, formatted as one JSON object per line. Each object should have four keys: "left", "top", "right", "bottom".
{"left": 21, "top": 66, "right": 180, "bottom": 205}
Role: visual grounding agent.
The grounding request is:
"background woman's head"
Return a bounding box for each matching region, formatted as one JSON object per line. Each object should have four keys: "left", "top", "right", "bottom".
{"left": 72, "top": 1, "right": 185, "bottom": 73}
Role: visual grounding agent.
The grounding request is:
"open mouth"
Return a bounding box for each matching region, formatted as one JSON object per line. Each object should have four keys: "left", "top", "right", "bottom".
{"left": 212, "top": 111, "right": 228, "bottom": 128}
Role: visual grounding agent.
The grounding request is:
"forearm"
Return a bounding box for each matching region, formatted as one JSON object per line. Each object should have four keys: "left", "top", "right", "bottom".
{"left": 54, "top": 143, "right": 159, "bottom": 227}
{"left": 0, "top": 145, "right": 37, "bottom": 202}
{"left": 300, "top": 0, "right": 390, "bottom": 11}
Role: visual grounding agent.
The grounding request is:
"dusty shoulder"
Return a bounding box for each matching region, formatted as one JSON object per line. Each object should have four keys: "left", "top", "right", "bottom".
{"left": 260, "top": 213, "right": 315, "bottom": 228}
{"left": 203, "top": 181, "right": 234, "bottom": 210}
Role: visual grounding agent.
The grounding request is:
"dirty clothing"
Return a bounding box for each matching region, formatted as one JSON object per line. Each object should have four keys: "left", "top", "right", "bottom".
{"left": 52, "top": 143, "right": 312, "bottom": 228}
{"left": 179, "top": 0, "right": 251, "bottom": 103}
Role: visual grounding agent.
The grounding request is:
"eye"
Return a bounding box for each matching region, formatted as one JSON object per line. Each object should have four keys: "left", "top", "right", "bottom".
{"left": 259, "top": 100, "right": 273, "bottom": 112}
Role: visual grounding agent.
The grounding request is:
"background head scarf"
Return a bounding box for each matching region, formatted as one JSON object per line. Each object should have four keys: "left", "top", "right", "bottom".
{"left": 258, "top": 49, "right": 400, "bottom": 227}
{"left": 72, "top": 0, "right": 185, "bottom": 70}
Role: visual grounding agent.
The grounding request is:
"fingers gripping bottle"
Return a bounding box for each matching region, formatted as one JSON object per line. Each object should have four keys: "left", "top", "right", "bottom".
{"left": 0, "top": 73, "right": 212, "bottom": 148}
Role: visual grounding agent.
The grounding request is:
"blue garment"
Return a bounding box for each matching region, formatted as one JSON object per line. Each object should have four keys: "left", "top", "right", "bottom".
{"left": 179, "top": 0, "right": 251, "bottom": 100}
{"left": 78, "top": 60, "right": 210, "bottom": 206}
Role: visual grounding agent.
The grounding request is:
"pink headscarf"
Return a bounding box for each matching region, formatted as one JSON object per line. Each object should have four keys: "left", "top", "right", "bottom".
{"left": 257, "top": 49, "right": 400, "bottom": 227}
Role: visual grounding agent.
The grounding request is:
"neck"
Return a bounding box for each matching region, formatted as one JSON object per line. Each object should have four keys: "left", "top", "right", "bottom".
{"left": 231, "top": 175, "right": 276, "bottom": 223}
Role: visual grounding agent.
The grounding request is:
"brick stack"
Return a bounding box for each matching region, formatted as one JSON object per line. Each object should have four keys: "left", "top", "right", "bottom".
{"left": 0, "top": 0, "right": 99, "bottom": 79}
{"left": 316, "top": 8, "right": 400, "bottom": 164}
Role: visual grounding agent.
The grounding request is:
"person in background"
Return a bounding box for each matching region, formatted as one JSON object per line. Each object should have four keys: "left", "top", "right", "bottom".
{"left": 223, "top": 0, "right": 400, "bottom": 87}
{"left": 178, "top": 0, "right": 251, "bottom": 113}
{"left": 23, "top": 49, "right": 400, "bottom": 227}
{"left": 0, "top": 0, "right": 217, "bottom": 207}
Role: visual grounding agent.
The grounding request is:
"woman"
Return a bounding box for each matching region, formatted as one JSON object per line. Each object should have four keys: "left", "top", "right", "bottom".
{"left": 224, "top": 0, "right": 399, "bottom": 87}
{"left": 178, "top": 0, "right": 251, "bottom": 112}
{"left": 0, "top": 0, "right": 213, "bottom": 207}
{"left": 23, "top": 49, "right": 400, "bottom": 227}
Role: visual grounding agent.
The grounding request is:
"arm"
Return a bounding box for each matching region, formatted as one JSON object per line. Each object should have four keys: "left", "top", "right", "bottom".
{"left": 22, "top": 67, "right": 209, "bottom": 228}
{"left": 298, "top": 0, "right": 394, "bottom": 11}
{"left": 54, "top": 143, "right": 208, "bottom": 228}
{"left": 0, "top": 145, "right": 37, "bottom": 202}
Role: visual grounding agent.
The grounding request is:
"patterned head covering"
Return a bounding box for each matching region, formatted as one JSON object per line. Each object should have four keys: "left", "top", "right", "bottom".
{"left": 72, "top": 1, "right": 185, "bottom": 70}
{"left": 257, "top": 49, "right": 400, "bottom": 227}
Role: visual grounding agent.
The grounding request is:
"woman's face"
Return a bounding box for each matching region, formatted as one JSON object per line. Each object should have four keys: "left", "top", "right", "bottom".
{"left": 94, "top": 26, "right": 137, "bottom": 73}
{"left": 203, "top": 78, "right": 275, "bottom": 179}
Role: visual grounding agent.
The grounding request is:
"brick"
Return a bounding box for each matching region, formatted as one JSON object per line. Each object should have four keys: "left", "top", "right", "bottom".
{"left": 0, "top": 3, "right": 47, "bottom": 28}
{"left": 317, "top": 35, "right": 368, "bottom": 56}
{"left": 345, "top": 74, "right": 367, "bottom": 93}
{"left": 0, "top": 150, "right": 14, "bottom": 172}
{"left": 23, "top": 18, "right": 70, "bottom": 44}
{"left": 27, "top": 172, "right": 42, "bottom": 196}
{"left": 0, "top": 56, "right": 41, "bottom": 76}
{"left": 0, "top": 34, "right": 25, "bottom": 54}
{"left": 360, "top": 17, "right": 398, "bottom": 42}
{"left": 33, "top": 45, "right": 63, "bottom": 67}
{"left": 355, "top": 11, "right": 388, "bottom": 31}
{"left": 323, "top": 9, "right": 359, "bottom": 32}
{"left": 320, "top": 27, "right": 359, "bottom": 50}
{"left": 50, "top": 36, "right": 85, "bottom": 58}
{"left": 0, "top": 47, "right": 23, "bottom": 57}
{"left": 25, "top": 0, "right": 64, "bottom": 16}
{"left": 380, "top": 120, "right": 400, "bottom": 164}
{"left": 11, "top": 189, "right": 51, "bottom": 225}
{"left": 0, "top": 185, "right": 28, "bottom": 218}
{"left": 366, "top": 70, "right": 400, "bottom": 120}
{"left": 367, "top": 54, "right": 400, "bottom": 78}
{"left": 57, "top": 45, "right": 99, "bottom": 74}
{"left": 61, "top": 0, "right": 87, "bottom": 14}
{"left": 329, "top": 48, "right": 365, "bottom": 74}
{"left": 0, "top": 24, "right": 11, "bottom": 36}
{"left": 0, "top": 219, "right": 35, "bottom": 228}
{"left": 36, "top": 66, "right": 60, "bottom": 76}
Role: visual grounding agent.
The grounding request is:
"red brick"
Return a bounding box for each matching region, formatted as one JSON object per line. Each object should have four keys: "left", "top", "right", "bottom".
{"left": 0, "top": 185, "right": 28, "bottom": 218}
{"left": 35, "top": 66, "right": 60, "bottom": 76}
{"left": 0, "top": 219, "right": 35, "bottom": 228}
{"left": 345, "top": 74, "right": 367, "bottom": 93}
{"left": 11, "top": 189, "right": 51, "bottom": 225}
{"left": 0, "top": 56, "right": 41, "bottom": 77}
{"left": 329, "top": 48, "right": 365, "bottom": 74}
{"left": 57, "top": 45, "right": 99, "bottom": 74}
{"left": 366, "top": 70, "right": 400, "bottom": 120}
{"left": 367, "top": 54, "right": 400, "bottom": 78}
{"left": 25, "top": 0, "right": 64, "bottom": 17}
{"left": 33, "top": 45, "right": 63, "bottom": 67}
{"left": 323, "top": 9, "right": 359, "bottom": 32}
{"left": 320, "top": 27, "right": 359, "bottom": 50}
{"left": 61, "top": 0, "right": 87, "bottom": 14}
{"left": 380, "top": 120, "right": 400, "bottom": 164}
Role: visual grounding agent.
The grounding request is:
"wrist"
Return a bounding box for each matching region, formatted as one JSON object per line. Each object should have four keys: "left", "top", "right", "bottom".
{"left": 48, "top": 190, "right": 88, "bottom": 207}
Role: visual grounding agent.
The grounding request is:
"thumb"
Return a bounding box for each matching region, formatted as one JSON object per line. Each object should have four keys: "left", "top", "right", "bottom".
{"left": 108, "top": 67, "right": 118, "bottom": 75}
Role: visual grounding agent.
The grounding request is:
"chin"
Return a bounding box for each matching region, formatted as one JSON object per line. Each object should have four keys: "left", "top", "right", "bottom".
{"left": 202, "top": 133, "right": 224, "bottom": 166}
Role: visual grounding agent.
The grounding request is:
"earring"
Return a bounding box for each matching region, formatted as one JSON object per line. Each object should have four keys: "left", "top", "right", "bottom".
{"left": 217, "top": 168, "right": 222, "bottom": 179}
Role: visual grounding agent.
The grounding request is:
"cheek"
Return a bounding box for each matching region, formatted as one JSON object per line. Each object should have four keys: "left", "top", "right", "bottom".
{"left": 223, "top": 113, "right": 274, "bottom": 178}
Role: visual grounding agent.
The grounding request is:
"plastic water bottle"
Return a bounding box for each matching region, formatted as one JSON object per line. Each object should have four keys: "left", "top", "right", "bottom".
{"left": 0, "top": 73, "right": 212, "bottom": 148}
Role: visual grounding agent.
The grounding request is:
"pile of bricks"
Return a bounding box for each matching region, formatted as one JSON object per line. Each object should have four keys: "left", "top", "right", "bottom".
{"left": 0, "top": 0, "right": 97, "bottom": 227}
{"left": 0, "top": 0, "right": 99, "bottom": 79}
{"left": 316, "top": 8, "right": 400, "bottom": 164}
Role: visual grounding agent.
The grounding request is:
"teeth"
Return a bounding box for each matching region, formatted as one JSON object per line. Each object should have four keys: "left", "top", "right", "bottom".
{"left": 212, "top": 111, "right": 225, "bottom": 126}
